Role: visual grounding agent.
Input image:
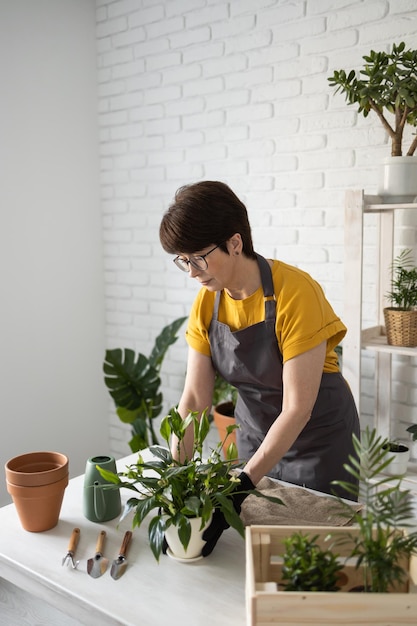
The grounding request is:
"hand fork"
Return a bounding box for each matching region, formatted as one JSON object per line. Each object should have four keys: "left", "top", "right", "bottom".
{"left": 62, "top": 527, "right": 80, "bottom": 569}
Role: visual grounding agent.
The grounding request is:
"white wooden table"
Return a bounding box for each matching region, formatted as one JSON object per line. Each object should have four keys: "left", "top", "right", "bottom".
{"left": 0, "top": 453, "right": 246, "bottom": 626}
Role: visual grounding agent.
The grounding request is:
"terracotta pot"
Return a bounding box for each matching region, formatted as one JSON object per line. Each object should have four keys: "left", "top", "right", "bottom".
{"left": 5, "top": 451, "right": 68, "bottom": 486}
{"left": 164, "top": 515, "right": 212, "bottom": 561}
{"left": 5, "top": 451, "right": 69, "bottom": 532}
{"left": 7, "top": 476, "right": 69, "bottom": 532}
{"left": 212, "top": 402, "right": 237, "bottom": 458}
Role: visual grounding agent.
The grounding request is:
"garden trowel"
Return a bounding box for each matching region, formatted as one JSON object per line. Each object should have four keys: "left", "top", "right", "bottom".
{"left": 110, "top": 530, "right": 132, "bottom": 580}
{"left": 87, "top": 530, "right": 108, "bottom": 578}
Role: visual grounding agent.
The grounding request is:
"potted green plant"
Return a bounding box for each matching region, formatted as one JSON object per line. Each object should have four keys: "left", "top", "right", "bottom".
{"left": 381, "top": 440, "right": 410, "bottom": 476}
{"left": 328, "top": 42, "right": 417, "bottom": 196}
{"left": 103, "top": 316, "right": 187, "bottom": 452}
{"left": 332, "top": 426, "right": 417, "bottom": 592}
{"left": 406, "top": 423, "right": 417, "bottom": 441}
{"left": 280, "top": 531, "right": 344, "bottom": 592}
{"left": 212, "top": 373, "right": 238, "bottom": 458}
{"left": 405, "top": 422, "right": 417, "bottom": 463}
{"left": 384, "top": 248, "right": 417, "bottom": 347}
{"left": 97, "top": 407, "right": 283, "bottom": 561}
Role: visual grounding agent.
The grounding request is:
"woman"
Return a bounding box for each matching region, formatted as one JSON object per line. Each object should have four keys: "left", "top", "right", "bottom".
{"left": 159, "top": 181, "right": 360, "bottom": 554}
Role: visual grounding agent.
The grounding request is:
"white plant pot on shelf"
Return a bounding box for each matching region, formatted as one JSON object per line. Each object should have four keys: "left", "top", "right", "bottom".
{"left": 378, "top": 156, "right": 417, "bottom": 199}
{"left": 382, "top": 443, "right": 410, "bottom": 476}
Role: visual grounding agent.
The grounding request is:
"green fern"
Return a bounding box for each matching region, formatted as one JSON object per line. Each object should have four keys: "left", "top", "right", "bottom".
{"left": 332, "top": 427, "right": 417, "bottom": 592}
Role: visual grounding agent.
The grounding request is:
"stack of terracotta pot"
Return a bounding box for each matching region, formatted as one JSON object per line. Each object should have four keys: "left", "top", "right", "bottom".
{"left": 5, "top": 451, "right": 69, "bottom": 532}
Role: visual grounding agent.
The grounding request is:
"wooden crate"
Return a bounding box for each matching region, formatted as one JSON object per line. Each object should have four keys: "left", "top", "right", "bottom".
{"left": 246, "top": 525, "right": 417, "bottom": 626}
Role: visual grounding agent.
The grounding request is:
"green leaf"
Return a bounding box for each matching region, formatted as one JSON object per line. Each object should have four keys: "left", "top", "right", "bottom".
{"left": 406, "top": 424, "right": 417, "bottom": 441}
{"left": 181, "top": 410, "right": 196, "bottom": 433}
{"left": 182, "top": 496, "right": 202, "bottom": 517}
{"left": 197, "top": 410, "right": 210, "bottom": 445}
{"left": 115, "top": 406, "right": 140, "bottom": 424}
{"left": 148, "top": 317, "right": 187, "bottom": 370}
{"left": 148, "top": 515, "right": 166, "bottom": 561}
{"left": 159, "top": 414, "right": 172, "bottom": 444}
{"left": 176, "top": 515, "right": 192, "bottom": 551}
{"left": 133, "top": 495, "right": 159, "bottom": 526}
{"left": 95, "top": 466, "right": 120, "bottom": 484}
{"left": 249, "top": 490, "right": 284, "bottom": 507}
{"left": 104, "top": 348, "right": 160, "bottom": 412}
{"left": 119, "top": 498, "right": 140, "bottom": 523}
{"left": 200, "top": 493, "right": 213, "bottom": 524}
{"left": 149, "top": 445, "right": 172, "bottom": 464}
{"left": 225, "top": 442, "right": 238, "bottom": 461}
{"left": 129, "top": 432, "right": 148, "bottom": 453}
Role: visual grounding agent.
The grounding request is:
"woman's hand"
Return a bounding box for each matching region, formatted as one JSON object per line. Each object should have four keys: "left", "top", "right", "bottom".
{"left": 202, "top": 471, "right": 255, "bottom": 556}
{"left": 172, "top": 348, "right": 216, "bottom": 461}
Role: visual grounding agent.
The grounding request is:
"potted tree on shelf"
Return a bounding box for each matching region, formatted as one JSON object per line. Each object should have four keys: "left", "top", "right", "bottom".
{"left": 384, "top": 248, "right": 417, "bottom": 347}
{"left": 97, "top": 407, "right": 283, "bottom": 561}
{"left": 328, "top": 41, "right": 417, "bottom": 196}
{"left": 103, "top": 317, "right": 187, "bottom": 452}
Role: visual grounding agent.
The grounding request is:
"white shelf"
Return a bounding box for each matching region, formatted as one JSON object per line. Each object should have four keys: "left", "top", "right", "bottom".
{"left": 362, "top": 194, "right": 417, "bottom": 210}
{"left": 361, "top": 325, "right": 417, "bottom": 356}
{"left": 343, "top": 189, "right": 417, "bottom": 445}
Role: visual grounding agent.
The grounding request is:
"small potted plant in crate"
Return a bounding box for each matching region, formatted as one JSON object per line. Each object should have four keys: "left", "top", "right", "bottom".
{"left": 280, "top": 531, "right": 344, "bottom": 592}
{"left": 384, "top": 248, "right": 417, "bottom": 347}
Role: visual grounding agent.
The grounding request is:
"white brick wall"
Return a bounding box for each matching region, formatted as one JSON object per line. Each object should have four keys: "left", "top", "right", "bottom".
{"left": 97, "top": 0, "right": 417, "bottom": 458}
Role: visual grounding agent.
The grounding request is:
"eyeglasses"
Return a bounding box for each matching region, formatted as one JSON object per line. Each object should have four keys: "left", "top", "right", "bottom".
{"left": 173, "top": 244, "right": 221, "bottom": 273}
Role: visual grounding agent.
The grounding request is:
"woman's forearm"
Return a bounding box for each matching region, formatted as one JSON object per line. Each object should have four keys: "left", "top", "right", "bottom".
{"left": 243, "top": 406, "right": 311, "bottom": 484}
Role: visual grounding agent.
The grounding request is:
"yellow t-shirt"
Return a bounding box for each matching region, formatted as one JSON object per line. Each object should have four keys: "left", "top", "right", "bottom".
{"left": 185, "top": 260, "right": 346, "bottom": 373}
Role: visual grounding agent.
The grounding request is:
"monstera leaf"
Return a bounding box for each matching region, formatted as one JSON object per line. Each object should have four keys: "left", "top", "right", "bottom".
{"left": 104, "top": 349, "right": 161, "bottom": 412}
{"left": 149, "top": 316, "right": 188, "bottom": 369}
{"left": 103, "top": 317, "right": 187, "bottom": 451}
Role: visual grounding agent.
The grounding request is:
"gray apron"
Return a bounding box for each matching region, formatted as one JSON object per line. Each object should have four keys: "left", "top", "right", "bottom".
{"left": 209, "top": 254, "right": 359, "bottom": 499}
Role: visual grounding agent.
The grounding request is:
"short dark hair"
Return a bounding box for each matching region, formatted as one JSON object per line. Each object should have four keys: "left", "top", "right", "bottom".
{"left": 159, "top": 181, "right": 256, "bottom": 258}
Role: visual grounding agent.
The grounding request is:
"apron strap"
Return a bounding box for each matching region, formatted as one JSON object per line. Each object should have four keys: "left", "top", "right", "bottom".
{"left": 256, "top": 254, "right": 276, "bottom": 323}
{"left": 213, "top": 287, "right": 221, "bottom": 321}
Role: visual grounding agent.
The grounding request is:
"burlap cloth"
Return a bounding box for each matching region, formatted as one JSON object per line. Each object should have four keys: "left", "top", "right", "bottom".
{"left": 241, "top": 477, "right": 362, "bottom": 527}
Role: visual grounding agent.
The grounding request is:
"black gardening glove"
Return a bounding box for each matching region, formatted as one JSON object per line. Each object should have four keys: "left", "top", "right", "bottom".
{"left": 162, "top": 535, "right": 169, "bottom": 555}
{"left": 201, "top": 471, "right": 255, "bottom": 557}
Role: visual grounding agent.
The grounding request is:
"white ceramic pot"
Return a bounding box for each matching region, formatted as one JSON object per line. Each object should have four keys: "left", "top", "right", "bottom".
{"left": 382, "top": 443, "right": 410, "bottom": 476}
{"left": 378, "top": 156, "right": 417, "bottom": 199}
{"left": 164, "top": 514, "right": 212, "bottom": 561}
